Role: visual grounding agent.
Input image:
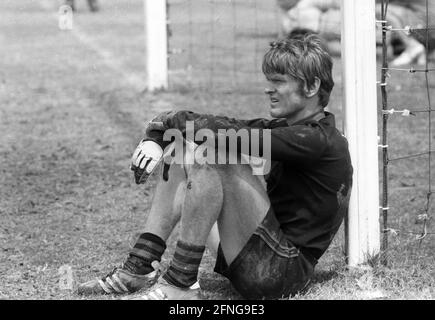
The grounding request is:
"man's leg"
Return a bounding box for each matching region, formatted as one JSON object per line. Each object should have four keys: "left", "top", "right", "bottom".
{"left": 161, "top": 164, "right": 224, "bottom": 290}
{"left": 126, "top": 162, "right": 188, "bottom": 274}
{"left": 210, "top": 165, "right": 312, "bottom": 300}
{"left": 134, "top": 163, "right": 271, "bottom": 300}
{"left": 87, "top": 0, "right": 99, "bottom": 12}
{"left": 65, "top": 0, "right": 75, "bottom": 11}
{"left": 77, "top": 161, "right": 188, "bottom": 295}
{"left": 141, "top": 163, "right": 186, "bottom": 241}
{"left": 215, "top": 165, "right": 270, "bottom": 264}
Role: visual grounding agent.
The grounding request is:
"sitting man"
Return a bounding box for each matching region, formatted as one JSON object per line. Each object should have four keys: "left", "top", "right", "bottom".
{"left": 77, "top": 33, "right": 353, "bottom": 300}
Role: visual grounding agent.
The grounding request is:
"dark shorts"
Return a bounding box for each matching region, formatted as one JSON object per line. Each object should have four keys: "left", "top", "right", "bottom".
{"left": 214, "top": 208, "right": 316, "bottom": 300}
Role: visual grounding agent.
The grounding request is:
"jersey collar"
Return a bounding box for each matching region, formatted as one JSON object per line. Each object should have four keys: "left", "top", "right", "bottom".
{"left": 292, "top": 110, "right": 326, "bottom": 126}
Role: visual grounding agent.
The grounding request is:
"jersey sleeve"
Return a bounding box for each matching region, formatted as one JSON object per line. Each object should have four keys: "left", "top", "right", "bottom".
{"left": 165, "top": 110, "right": 279, "bottom": 131}
{"left": 145, "top": 110, "right": 327, "bottom": 163}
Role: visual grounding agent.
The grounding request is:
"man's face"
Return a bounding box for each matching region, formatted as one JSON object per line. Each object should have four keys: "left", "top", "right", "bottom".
{"left": 264, "top": 73, "right": 307, "bottom": 120}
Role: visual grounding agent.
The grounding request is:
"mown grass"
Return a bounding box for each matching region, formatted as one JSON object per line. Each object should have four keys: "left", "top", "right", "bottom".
{"left": 0, "top": 0, "right": 433, "bottom": 300}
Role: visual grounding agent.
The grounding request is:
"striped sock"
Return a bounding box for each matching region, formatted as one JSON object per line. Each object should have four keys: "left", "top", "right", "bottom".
{"left": 125, "top": 233, "right": 166, "bottom": 275}
{"left": 163, "top": 240, "right": 205, "bottom": 288}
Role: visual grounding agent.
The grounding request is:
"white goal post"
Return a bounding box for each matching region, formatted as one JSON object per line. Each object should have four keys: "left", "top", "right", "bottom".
{"left": 144, "top": 0, "right": 168, "bottom": 91}
{"left": 341, "top": 0, "right": 380, "bottom": 267}
{"left": 144, "top": 0, "right": 381, "bottom": 267}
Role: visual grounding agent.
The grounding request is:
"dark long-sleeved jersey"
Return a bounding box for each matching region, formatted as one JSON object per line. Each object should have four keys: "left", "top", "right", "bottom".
{"left": 146, "top": 110, "right": 353, "bottom": 261}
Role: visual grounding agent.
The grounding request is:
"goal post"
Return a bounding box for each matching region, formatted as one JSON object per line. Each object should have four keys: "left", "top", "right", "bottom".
{"left": 144, "top": 0, "right": 168, "bottom": 91}
{"left": 341, "top": 0, "right": 381, "bottom": 267}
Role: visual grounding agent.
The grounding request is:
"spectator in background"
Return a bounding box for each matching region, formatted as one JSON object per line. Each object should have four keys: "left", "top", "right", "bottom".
{"left": 65, "top": 0, "right": 99, "bottom": 12}
{"left": 380, "top": 0, "right": 435, "bottom": 66}
{"left": 276, "top": 0, "right": 301, "bottom": 36}
{"left": 277, "top": 0, "right": 342, "bottom": 56}
{"left": 76, "top": 33, "right": 353, "bottom": 301}
{"left": 277, "top": 0, "right": 435, "bottom": 66}
{"left": 277, "top": 0, "right": 341, "bottom": 42}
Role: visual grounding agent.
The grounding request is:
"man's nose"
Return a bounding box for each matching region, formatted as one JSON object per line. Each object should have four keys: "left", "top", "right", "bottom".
{"left": 264, "top": 87, "right": 276, "bottom": 95}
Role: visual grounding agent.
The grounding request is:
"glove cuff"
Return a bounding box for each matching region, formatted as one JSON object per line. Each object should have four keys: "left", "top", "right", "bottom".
{"left": 143, "top": 131, "right": 172, "bottom": 151}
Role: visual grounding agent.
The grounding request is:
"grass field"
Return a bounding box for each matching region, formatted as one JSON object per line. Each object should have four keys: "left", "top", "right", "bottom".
{"left": 0, "top": 0, "right": 434, "bottom": 300}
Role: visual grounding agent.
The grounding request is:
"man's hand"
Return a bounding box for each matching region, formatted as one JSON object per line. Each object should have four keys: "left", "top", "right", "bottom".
{"left": 130, "top": 140, "right": 164, "bottom": 184}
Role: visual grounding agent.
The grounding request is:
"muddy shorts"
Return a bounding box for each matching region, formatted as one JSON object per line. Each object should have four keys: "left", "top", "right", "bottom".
{"left": 214, "top": 208, "right": 317, "bottom": 300}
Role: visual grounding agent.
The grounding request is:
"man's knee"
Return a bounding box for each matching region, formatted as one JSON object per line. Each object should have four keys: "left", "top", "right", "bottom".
{"left": 185, "top": 163, "right": 224, "bottom": 202}
{"left": 179, "top": 140, "right": 267, "bottom": 190}
{"left": 187, "top": 163, "right": 222, "bottom": 186}
{"left": 188, "top": 162, "right": 248, "bottom": 181}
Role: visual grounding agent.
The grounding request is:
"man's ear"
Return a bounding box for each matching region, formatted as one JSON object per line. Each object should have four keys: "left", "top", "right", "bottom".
{"left": 304, "top": 77, "right": 321, "bottom": 98}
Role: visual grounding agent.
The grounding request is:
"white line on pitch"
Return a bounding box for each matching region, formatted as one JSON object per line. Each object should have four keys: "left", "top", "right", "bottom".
{"left": 39, "top": 0, "right": 146, "bottom": 91}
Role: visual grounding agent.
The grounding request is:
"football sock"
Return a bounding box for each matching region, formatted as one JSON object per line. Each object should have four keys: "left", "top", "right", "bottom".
{"left": 125, "top": 233, "right": 166, "bottom": 275}
{"left": 163, "top": 240, "right": 205, "bottom": 288}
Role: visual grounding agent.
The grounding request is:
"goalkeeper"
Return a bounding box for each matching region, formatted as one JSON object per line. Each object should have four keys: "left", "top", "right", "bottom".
{"left": 77, "top": 33, "right": 353, "bottom": 300}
